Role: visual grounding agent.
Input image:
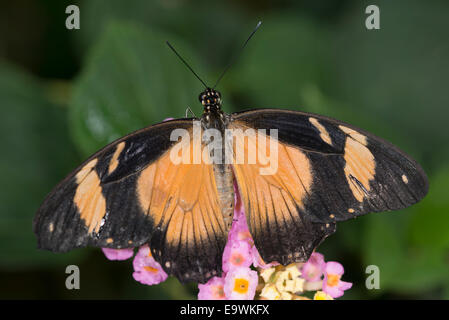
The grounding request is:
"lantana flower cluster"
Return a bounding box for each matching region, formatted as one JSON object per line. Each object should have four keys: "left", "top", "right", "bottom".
{"left": 101, "top": 187, "right": 352, "bottom": 300}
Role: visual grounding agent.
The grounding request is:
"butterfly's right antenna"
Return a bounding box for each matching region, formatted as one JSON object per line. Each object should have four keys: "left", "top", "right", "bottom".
{"left": 166, "top": 41, "right": 208, "bottom": 88}
{"left": 213, "top": 21, "right": 262, "bottom": 89}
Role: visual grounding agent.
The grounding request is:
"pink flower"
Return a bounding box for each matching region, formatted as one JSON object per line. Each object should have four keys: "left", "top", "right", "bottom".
{"left": 251, "top": 245, "right": 279, "bottom": 269}
{"left": 322, "top": 261, "right": 352, "bottom": 298}
{"left": 224, "top": 267, "right": 258, "bottom": 300}
{"left": 302, "top": 252, "right": 325, "bottom": 281}
{"left": 132, "top": 245, "right": 168, "bottom": 286}
{"left": 102, "top": 248, "right": 134, "bottom": 261}
{"left": 198, "top": 276, "right": 226, "bottom": 300}
{"left": 233, "top": 182, "right": 243, "bottom": 215}
{"left": 229, "top": 215, "right": 253, "bottom": 244}
{"left": 222, "top": 239, "right": 252, "bottom": 273}
{"left": 227, "top": 186, "right": 253, "bottom": 246}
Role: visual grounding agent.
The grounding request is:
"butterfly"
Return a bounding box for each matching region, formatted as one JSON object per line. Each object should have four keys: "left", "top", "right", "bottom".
{"left": 33, "top": 22, "right": 428, "bottom": 284}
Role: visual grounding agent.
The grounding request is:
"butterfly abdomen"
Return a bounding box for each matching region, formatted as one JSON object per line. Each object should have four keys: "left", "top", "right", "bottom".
{"left": 213, "top": 163, "right": 235, "bottom": 229}
{"left": 201, "top": 105, "right": 235, "bottom": 229}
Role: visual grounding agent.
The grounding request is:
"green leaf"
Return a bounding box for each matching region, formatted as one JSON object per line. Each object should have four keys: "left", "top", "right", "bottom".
{"left": 387, "top": 247, "right": 448, "bottom": 293}
{"left": 363, "top": 213, "right": 404, "bottom": 289}
{"left": 147, "top": 277, "right": 196, "bottom": 300}
{"left": 225, "top": 14, "right": 333, "bottom": 112}
{"left": 363, "top": 207, "right": 448, "bottom": 295}
{"left": 332, "top": 0, "right": 449, "bottom": 161}
{"left": 0, "top": 61, "right": 83, "bottom": 268}
{"left": 409, "top": 166, "right": 449, "bottom": 250}
{"left": 74, "top": 0, "right": 246, "bottom": 70}
{"left": 69, "top": 21, "right": 204, "bottom": 156}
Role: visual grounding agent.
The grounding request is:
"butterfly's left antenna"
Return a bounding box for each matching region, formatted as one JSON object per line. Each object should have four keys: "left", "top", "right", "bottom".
{"left": 166, "top": 41, "right": 208, "bottom": 88}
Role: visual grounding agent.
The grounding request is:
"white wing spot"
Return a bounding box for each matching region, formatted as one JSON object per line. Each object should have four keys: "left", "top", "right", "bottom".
{"left": 402, "top": 175, "right": 409, "bottom": 184}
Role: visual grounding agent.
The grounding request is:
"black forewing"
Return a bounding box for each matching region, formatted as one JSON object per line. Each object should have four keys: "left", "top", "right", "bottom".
{"left": 231, "top": 108, "right": 428, "bottom": 265}
{"left": 232, "top": 108, "right": 428, "bottom": 219}
{"left": 33, "top": 118, "right": 195, "bottom": 252}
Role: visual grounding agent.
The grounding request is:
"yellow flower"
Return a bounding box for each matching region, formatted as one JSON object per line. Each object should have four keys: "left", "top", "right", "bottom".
{"left": 292, "top": 294, "right": 311, "bottom": 300}
{"left": 313, "top": 291, "right": 334, "bottom": 300}
{"left": 274, "top": 270, "right": 290, "bottom": 292}
{"left": 285, "top": 263, "right": 302, "bottom": 279}
{"left": 274, "top": 266, "right": 305, "bottom": 294}
{"left": 260, "top": 267, "right": 276, "bottom": 283}
{"left": 281, "top": 291, "right": 293, "bottom": 300}
{"left": 260, "top": 283, "right": 281, "bottom": 300}
{"left": 292, "top": 277, "right": 305, "bottom": 293}
{"left": 304, "top": 280, "right": 323, "bottom": 291}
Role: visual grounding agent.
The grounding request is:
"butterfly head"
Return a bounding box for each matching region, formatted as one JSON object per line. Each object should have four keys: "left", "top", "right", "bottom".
{"left": 199, "top": 88, "right": 222, "bottom": 111}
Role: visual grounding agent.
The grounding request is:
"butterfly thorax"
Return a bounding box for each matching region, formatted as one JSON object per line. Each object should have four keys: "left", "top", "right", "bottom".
{"left": 199, "top": 88, "right": 234, "bottom": 228}
{"left": 199, "top": 88, "right": 226, "bottom": 128}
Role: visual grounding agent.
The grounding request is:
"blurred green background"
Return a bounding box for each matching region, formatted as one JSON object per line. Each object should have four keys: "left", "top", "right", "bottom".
{"left": 0, "top": 0, "right": 448, "bottom": 299}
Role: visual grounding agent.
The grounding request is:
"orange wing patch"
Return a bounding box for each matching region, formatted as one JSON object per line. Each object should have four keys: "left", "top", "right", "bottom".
{"left": 73, "top": 158, "right": 107, "bottom": 233}
{"left": 339, "top": 125, "right": 376, "bottom": 202}
{"left": 108, "top": 141, "right": 126, "bottom": 174}
{"left": 229, "top": 122, "right": 313, "bottom": 241}
{"left": 309, "top": 117, "right": 333, "bottom": 146}
{"left": 136, "top": 139, "right": 228, "bottom": 260}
